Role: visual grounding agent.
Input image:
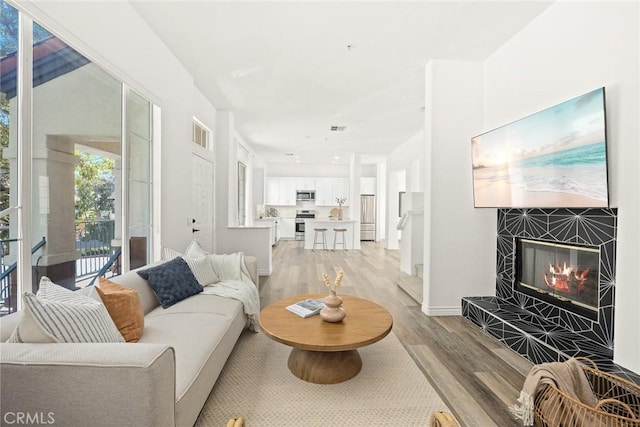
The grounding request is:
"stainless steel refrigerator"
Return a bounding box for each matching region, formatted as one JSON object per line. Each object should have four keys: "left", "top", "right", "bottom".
{"left": 360, "top": 194, "right": 376, "bottom": 241}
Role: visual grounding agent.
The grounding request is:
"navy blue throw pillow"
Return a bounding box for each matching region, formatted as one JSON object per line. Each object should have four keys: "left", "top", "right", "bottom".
{"left": 137, "top": 257, "right": 203, "bottom": 308}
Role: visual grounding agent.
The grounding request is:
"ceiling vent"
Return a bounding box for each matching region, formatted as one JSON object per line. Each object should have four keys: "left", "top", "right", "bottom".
{"left": 330, "top": 126, "right": 346, "bottom": 132}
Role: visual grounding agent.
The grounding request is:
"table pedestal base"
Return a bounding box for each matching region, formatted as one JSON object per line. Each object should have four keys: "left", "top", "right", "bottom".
{"left": 287, "top": 348, "right": 362, "bottom": 384}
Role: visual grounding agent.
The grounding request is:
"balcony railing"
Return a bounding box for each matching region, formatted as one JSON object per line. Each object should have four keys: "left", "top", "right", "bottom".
{"left": 75, "top": 219, "right": 115, "bottom": 279}
{"left": 0, "top": 237, "right": 47, "bottom": 316}
{"left": 0, "top": 220, "right": 120, "bottom": 316}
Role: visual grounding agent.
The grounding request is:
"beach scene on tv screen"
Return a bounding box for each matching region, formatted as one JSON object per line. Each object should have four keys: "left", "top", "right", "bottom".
{"left": 472, "top": 88, "right": 608, "bottom": 208}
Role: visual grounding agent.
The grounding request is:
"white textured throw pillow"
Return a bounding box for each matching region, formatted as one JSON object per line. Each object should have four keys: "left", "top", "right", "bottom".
{"left": 7, "top": 277, "right": 124, "bottom": 343}
{"left": 185, "top": 239, "right": 208, "bottom": 257}
{"left": 161, "top": 246, "right": 183, "bottom": 261}
{"left": 183, "top": 255, "right": 220, "bottom": 286}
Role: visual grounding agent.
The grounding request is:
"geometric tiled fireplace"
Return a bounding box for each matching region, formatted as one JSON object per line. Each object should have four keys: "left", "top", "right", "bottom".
{"left": 462, "top": 208, "right": 640, "bottom": 383}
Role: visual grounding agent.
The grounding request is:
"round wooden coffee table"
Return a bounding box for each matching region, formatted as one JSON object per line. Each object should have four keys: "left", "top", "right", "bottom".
{"left": 259, "top": 294, "right": 393, "bottom": 384}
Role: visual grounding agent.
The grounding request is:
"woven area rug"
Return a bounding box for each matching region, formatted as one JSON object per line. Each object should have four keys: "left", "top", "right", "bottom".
{"left": 195, "top": 330, "right": 450, "bottom": 426}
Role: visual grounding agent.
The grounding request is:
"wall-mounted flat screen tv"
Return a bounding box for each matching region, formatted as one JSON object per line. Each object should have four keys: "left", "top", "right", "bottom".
{"left": 471, "top": 87, "right": 608, "bottom": 208}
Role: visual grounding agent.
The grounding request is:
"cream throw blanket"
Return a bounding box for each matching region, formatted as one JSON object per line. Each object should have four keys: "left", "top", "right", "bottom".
{"left": 510, "top": 358, "right": 597, "bottom": 426}
{"left": 201, "top": 252, "right": 260, "bottom": 332}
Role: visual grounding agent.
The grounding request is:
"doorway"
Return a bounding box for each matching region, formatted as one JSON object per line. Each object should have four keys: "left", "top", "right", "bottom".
{"left": 191, "top": 154, "right": 214, "bottom": 251}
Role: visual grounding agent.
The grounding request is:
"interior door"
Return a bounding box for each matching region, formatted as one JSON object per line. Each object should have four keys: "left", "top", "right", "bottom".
{"left": 191, "top": 154, "right": 214, "bottom": 251}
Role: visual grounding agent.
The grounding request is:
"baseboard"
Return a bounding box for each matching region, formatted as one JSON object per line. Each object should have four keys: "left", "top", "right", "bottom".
{"left": 422, "top": 304, "right": 461, "bottom": 316}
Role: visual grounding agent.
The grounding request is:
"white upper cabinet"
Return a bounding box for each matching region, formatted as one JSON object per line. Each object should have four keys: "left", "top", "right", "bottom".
{"left": 332, "top": 178, "right": 349, "bottom": 206}
{"left": 360, "top": 177, "right": 376, "bottom": 194}
{"left": 296, "top": 179, "right": 315, "bottom": 191}
{"left": 278, "top": 178, "right": 296, "bottom": 205}
{"left": 267, "top": 176, "right": 349, "bottom": 206}
{"left": 314, "top": 178, "right": 333, "bottom": 205}
{"left": 315, "top": 177, "right": 349, "bottom": 206}
{"left": 266, "top": 178, "right": 296, "bottom": 205}
{"left": 266, "top": 178, "right": 279, "bottom": 205}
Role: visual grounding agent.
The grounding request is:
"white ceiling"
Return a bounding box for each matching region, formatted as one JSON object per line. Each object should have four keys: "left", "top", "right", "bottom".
{"left": 131, "top": 1, "right": 552, "bottom": 165}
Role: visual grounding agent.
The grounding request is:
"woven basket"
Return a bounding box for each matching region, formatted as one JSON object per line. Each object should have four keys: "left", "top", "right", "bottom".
{"left": 429, "top": 411, "right": 459, "bottom": 427}
{"left": 534, "top": 357, "right": 640, "bottom": 426}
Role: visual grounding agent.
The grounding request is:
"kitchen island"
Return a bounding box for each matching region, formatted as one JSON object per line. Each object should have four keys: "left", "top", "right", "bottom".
{"left": 304, "top": 219, "right": 357, "bottom": 250}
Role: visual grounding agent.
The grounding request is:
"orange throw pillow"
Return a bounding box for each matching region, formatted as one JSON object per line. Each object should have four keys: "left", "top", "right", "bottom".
{"left": 96, "top": 278, "right": 144, "bottom": 343}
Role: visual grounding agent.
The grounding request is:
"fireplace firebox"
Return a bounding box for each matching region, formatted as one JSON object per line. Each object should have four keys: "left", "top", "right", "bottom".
{"left": 515, "top": 238, "right": 600, "bottom": 321}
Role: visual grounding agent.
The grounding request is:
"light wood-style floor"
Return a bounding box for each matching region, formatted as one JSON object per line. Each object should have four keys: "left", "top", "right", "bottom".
{"left": 258, "top": 239, "right": 532, "bottom": 427}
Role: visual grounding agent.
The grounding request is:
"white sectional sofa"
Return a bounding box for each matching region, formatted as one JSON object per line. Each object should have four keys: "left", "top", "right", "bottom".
{"left": 0, "top": 256, "right": 258, "bottom": 427}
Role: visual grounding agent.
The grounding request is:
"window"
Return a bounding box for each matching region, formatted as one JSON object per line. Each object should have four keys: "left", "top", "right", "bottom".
{"left": 193, "top": 120, "right": 209, "bottom": 149}
{"left": 0, "top": 0, "right": 20, "bottom": 310}
{"left": 0, "top": 2, "right": 157, "bottom": 313}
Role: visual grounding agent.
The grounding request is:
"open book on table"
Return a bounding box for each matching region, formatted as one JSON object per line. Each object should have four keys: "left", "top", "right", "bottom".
{"left": 285, "top": 298, "right": 325, "bottom": 318}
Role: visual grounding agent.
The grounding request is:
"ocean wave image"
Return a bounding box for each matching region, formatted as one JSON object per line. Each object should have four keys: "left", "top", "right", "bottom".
{"left": 473, "top": 142, "right": 608, "bottom": 208}
{"left": 514, "top": 141, "right": 606, "bottom": 169}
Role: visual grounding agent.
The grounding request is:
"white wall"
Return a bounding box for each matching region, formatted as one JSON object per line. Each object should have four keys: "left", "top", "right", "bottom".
{"left": 483, "top": 1, "right": 640, "bottom": 373}
{"left": 423, "top": 60, "right": 497, "bottom": 315}
{"left": 386, "top": 131, "right": 424, "bottom": 190}
{"left": 376, "top": 161, "right": 387, "bottom": 240}
{"left": 385, "top": 131, "right": 424, "bottom": 248}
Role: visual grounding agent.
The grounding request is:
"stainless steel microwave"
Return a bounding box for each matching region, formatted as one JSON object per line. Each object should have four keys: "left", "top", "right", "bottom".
{"left": 296, "top": 191, "right": 315, "bottom": 201}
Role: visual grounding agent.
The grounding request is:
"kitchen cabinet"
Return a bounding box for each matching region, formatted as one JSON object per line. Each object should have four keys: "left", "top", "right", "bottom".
{"left": 266, "top": 178, "right": 279, "bottom": 205}
{"left": 314, "top": 178, "right": 333, "bottom": 205}
{"left": 315, "top": 178, "right": 349, "bottom": 206}
{"left": 296, "top": 179, "right": 315, "bottom": 191}
{"left": 280, "top": 218, "right": 295, "bottom": 239}
{"left": 360, "top": 177, "right": 376, "bottom": 195}
{"left": 266, "top": 178, "right": 296, "bottom": 206}
{"left": 332, "top": 178, "right": 349, "bottom": 206}
{"left": 278, "top": 179, "right": 296, "bottom": 205}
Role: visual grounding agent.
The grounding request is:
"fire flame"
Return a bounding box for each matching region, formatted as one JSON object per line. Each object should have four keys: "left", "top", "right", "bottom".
{"left": 549, "top": 262, "right": 573, "bottom": 276}
{"left": 544, "top": 262, "right": 589, "bottom": 294}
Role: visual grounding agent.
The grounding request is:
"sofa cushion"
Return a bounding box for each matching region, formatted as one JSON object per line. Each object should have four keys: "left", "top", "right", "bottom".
{"left": 138, "top": 312, "right": 234, "bottom": 401}
{"left": 145, "top": 293, "right": 243, "bottom": 319}
{"left": 8, "top": 277, "right": 124, "bottom": 343}
{"left": 183, "top": 255, "right": 220, "bottom": 286}
{"left": 96, "top": 278, "right": 145, "bottom": 342}
{"left": 137, "top": 257, "right": 203, "bottom": 308}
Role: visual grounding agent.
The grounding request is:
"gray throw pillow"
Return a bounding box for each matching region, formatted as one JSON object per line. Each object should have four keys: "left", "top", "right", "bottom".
{"left": 137, "top": 257, "right": 203, "bottom": 308}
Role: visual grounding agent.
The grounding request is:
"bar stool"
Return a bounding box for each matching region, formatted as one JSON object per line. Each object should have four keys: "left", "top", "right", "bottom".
{"left": 312, "top": 228, "right": 328, "bottom": 251}
{"left": 333, "top": 228, "right": 347, "bottom": 251}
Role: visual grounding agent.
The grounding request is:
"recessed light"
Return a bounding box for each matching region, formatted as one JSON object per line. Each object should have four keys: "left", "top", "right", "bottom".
{"left": 333, "top": 156, "right": 340, "bottom": 160}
